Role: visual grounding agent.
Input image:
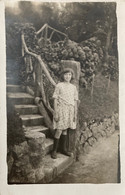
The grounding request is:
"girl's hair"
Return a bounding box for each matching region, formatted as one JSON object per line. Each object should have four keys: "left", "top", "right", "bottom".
{"left": 59, "top": 68, "right": 75, "bottom": 81}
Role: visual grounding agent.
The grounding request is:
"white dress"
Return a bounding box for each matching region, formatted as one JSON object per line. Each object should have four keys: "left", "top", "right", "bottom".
{"left": 53, "top": 82, "right": 78, "bottom": 130}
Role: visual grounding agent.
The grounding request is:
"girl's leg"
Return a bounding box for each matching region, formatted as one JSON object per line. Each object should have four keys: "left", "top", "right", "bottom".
{"left": 54, "top": 129, "right": 63, "bottom": 139}
{"left": 51, "top": 129, "right": 62, "bottom": 159}
{"left": 62, "top": 130, "right": 72, "bottom": 156}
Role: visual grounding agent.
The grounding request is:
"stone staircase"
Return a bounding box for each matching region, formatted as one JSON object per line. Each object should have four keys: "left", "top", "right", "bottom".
{"left": 7, "top": 67, "right": 74, "bottom": 183}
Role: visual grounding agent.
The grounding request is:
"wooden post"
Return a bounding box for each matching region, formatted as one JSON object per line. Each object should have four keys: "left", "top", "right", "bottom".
{"left": 40, "top": 68, "right": 47, "bottom": 104}
{"left": 21, "top": 40, "right": 26, "bottom": 65}
{"left": 44, "top": 25, "right": 48, "bottom": 46}
{"left": 49, "top": 31, "right": 55, "bottom": 41}
{"left": 34, "top": 60, "right": 46, "bottom": 103}
{"left": 29, "top": 55, "right": 33, "bottom": 72}
{"left": 21, "top": 42, "right": 24, "bottom": 57}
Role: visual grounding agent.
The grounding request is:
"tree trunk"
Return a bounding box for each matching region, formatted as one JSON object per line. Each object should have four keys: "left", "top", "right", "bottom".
{"left": 107, "top": 74, "right": 111, "bottom": 94}
{"left": 91, "top": 74, "right": 95, "bottom": 103}
{"left": 105, "top": 21, "right": 113, "bottom": 61}
{"left": 104, "top": 21, "right": 112, "bottom": 93}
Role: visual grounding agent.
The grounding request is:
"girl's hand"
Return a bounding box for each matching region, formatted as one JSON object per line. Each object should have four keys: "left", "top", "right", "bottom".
{"left": 73, "top": 113, "right": 77, "bottom": 122}
{"left": 74, "top": 102, "right": 77, "bottom": 122}
{"left": 54, "top": 112, "right": 59, "bottom": 122}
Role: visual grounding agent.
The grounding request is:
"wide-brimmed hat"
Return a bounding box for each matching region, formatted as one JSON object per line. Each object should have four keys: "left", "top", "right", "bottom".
{"left": 59, "top": 67, "right": 75, "bottom": 77}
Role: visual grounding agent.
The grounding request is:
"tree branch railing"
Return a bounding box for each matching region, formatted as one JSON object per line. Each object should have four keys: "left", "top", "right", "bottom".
{"left": 21, "top": 33, "right": 56, "bottom": 87}
{"left": 47, "top": 24, "right": 68, "bottom": 38}
{"left": 21, "top": 33, "right": 56, "bottom": 127}
{"left": 36, "top": 23, "right": 68, "bottom": 44}
{"left": 36, "top": 23, "right": 48, "bottom": 35}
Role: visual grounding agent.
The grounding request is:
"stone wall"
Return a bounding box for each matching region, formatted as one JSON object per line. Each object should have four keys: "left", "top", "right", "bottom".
{"left": 76, "top": 112, "right": 119, "bottom": 155}
{"left": 7, "top": 132, "right": 45, "bottom": 184}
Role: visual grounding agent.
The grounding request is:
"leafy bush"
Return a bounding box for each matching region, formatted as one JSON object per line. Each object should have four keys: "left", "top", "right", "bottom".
{"left": 7, "top": 112, "right": 26, "bottom": 148}
{"left": 102, "top": 55, "right": 118, "bottom": 80}
{"left": 6, "top": 22, "right": 118, "bottom": 89}
{"left": 37, "top": 37, "right": 104, "bottom": 87}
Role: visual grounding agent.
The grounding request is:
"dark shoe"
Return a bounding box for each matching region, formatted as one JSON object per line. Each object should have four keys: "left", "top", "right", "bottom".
{"left": 62, "top": 150, "right": 72, "bottom": 156}
{"left": 51, "top": 138, "right": 59, "bottom": 159}
{"left": 61, "top": 135, "right": 71, "bottom": 156}
{"left": 51, "top": 151, "right": 57, "bottom": 159}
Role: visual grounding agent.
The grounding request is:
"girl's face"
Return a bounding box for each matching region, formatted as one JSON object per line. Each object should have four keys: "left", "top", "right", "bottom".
{"left": 64, "top": 72, "right": 72, "bottom": 82}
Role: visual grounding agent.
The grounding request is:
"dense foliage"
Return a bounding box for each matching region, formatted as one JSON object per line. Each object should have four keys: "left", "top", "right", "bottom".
{"left": 6, "top": 2, "right": 118, "bottom": 56}
{"left": 6, "top": 2, "right": 118, "bottom": 87}
{"left": 38, "top": 37, "right": 103, "bottom": 86}
{"left": 102, "top": 56, "right": 118, "bottom": 80}
{"left": 7, "top": 112, "right": 26, "bottom": 147}
{"left": 6, "top": 20, "right": 118, "bottom": 90}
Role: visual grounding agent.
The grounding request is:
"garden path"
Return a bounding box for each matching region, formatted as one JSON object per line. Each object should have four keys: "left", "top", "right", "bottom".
{"left": 51, "top": 131, "right": 120, "bottom": 183}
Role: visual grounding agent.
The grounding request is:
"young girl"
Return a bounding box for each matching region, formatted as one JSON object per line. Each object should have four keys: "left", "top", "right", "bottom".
{"left": 51, "top": 67, "right": 78, "bottom": 159}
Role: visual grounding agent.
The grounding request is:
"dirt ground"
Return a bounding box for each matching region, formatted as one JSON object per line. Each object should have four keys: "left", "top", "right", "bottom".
{"left": 51, "top": 131, "right": 120, "bottom": 184}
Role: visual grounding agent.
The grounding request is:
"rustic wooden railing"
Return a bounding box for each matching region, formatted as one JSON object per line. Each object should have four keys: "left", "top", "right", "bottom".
{"left": 36, "top": 23, "right": 68, "bottom": 44}
{"left": 21, "top": 32, "right": 57, "bottom": 132}
{"left": 21, "top": 24, "right": 69, "bottom": 117}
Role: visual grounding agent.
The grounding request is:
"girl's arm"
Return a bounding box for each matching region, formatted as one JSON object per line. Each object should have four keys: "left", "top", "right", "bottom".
{"left": 74, "top": 100, "right": 78, "bottom": 122}
{"left": 74, "top": 86, "right": 78, "bottom": 122}
{"left": 53, "top": 83, "right": 60, "bottom": 122}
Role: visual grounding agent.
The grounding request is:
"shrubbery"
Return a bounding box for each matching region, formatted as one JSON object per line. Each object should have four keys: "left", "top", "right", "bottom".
{"left": 7, "top": 112, "right": 26, "bottom": 148}
{"left": 6, "top": 23, "right": 118, "bottom": 89}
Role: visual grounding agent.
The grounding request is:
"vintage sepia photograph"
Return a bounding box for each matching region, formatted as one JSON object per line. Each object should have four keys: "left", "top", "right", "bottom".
{"left": 6, "top": 1, "right": 120, "bottom": 184}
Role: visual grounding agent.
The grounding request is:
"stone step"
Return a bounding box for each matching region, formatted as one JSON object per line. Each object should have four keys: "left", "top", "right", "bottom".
{"left": 25, "top": 129, "right": 45, "bottom": 140}
{"left": 7, "top": 85, "right": 26, "bottom": 93}
{"left": 40, "top": 154, "right": 74, "bottom": 183}
{"left": 24, "top": 129, "right": 53, "bottom": 154}
{"left": 24, "top": 125, "right": 50, "bottom": 137}
{"left": 15, "top": 104, "right": 39, "bottom": 115}
{"left": 7, "top": 92, "right": 34, "bottom": 105}
{"left": 20, "top": 114, "right": 44, "bottom": 126}
{"left": 45, "top": 138, "right": 54, "bottom": 154}
{"left": 24, "top": 126, "right": 53, "bottom": 154}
